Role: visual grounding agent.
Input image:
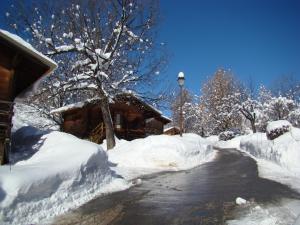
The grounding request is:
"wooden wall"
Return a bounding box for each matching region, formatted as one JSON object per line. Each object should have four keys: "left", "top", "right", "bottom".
{"left": 164, "top": 127, "right": 180, "bottom": 135}
{"left": 145, "top": 118, "right": 164, "bottom": 135}
{"left": 62, "top": 101, "right": 154, "bottom": 142}
{"left": 0, "top": 38, "right": 49, "bottom": 101}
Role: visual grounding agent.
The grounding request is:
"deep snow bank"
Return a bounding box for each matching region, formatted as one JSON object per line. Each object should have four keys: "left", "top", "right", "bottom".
{"left": 108, "top": 133, "right": 217, "bottom": 180}
{"left": 0, "top": 131, "right": 129, "bottom": 225}
{"left": 240, "top": 128, "right": 300, "bottom": 175}
{"left": 214, "top": 135, "right": 246, "bottom": 149}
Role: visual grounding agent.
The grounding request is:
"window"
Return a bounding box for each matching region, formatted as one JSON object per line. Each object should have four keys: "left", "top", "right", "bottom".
{"left": 115, "top": 113, "right": 121, "bottom": 129}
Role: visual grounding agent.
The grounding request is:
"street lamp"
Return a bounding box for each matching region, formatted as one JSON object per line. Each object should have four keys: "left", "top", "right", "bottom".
{"left": 177, "top": 72, "right": 185, "bottom": 137}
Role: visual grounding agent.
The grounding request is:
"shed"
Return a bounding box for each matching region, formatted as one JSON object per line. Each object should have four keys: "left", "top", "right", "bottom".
{"left": 0, "top": 30, "right": 57, "bottom": 164}
{"left": 52, "top": 94, "right": 171, "bottom": 143}
{"left": 164, "top": 126, "right": 180, "bottom": 135}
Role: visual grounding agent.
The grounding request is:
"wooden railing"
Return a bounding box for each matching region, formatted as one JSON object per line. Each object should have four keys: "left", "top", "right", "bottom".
{"left": 88, "top": 122, "right": 105, "bottom": 144}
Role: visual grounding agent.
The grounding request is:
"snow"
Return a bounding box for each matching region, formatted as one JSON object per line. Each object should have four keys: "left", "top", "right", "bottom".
{"left": 228, "top": 199, "right": 300, "bottom": 225}
{"left": 50, "top": 97, "right": 100, "bottom": 114}
{"left": 13, "top": 102, "right": 59, "bottom": 131}
{"left": 163, "top": 126, "right": 179, "bottom": 132}
{"left": 62, "top": 32, "right": 73, "bottom": 38}
{"left": 0, "top": 131, "right": 130, "bottom": 225}
{"left": 178, "top": 71, "right": 184, "bottom": 78}
{"left": 50, "top": 93, "right": 170, "bottom": 124}
{"left": 0, "top": 29, "right": 57, "bottom": 72}
{"left": 54, "top": 44, "right": 74, "bottom": 52}
{"left": 214, "top": 135, "right": 246, "bottom": 149}
{"left": 266, "top": 120, "right": 292, "bottom": 133}
{"left": 106, "top": 133, "right": 217, "bottom": 180}
{"left": 1, "top": 101, "right": 217, "bottom": 224}
{"left": 240, "top": 129, "right": 300, "bottom": 175}
{"left": 204, "top": 135, "right": 219, "bottom": 143}
{"left": 213, "top": 125, "right": 300, "bottom": 225}
{"left": 236, "top": 197, "right": 247, "bottom": 205}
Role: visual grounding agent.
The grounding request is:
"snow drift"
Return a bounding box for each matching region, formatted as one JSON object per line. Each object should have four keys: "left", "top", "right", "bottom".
{"left": 240, "top": 127, "right": 300, "bottom": 176}
{"left": 108, "top": 133, "right": 217, "bottom": 179}
{"left": 0, "top": 131, "right": 129, "bottom": 225}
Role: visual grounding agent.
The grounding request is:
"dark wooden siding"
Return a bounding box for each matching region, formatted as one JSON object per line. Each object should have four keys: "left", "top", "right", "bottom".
{"left": 145, "top": 118, "right": 164, "bottom": 135}
{"left": 61, "top": 100, "right": 168, "bottom": 143}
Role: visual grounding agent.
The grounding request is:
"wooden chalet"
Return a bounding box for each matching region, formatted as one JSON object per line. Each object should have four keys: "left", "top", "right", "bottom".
{"left": 52, "top": 94, "right": 171, "bottom": 143}
{"left": 0, "top": 29, "right": 57, "bottom": 165}
{"left": 164, "top": 126, "right": 180, "bottom": 135}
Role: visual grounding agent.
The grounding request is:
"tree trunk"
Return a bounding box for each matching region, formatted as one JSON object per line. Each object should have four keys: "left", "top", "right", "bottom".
{"left": 250, "top": 119, "right": 256, "bottom": 133}
{"left": 100, "top": 98, "right": 116, "bottom": 150}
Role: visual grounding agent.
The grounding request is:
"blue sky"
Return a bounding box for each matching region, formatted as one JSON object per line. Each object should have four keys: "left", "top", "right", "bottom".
{"left": 159, "top": 0, "right": 300, "bottom": 93}
{"left": 1, "top": 0, "right": 300, "bottom": 95}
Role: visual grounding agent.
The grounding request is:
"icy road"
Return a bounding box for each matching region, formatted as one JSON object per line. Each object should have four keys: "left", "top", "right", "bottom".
{"left": 53, "top": 149, "right": 300, "bottom": 225}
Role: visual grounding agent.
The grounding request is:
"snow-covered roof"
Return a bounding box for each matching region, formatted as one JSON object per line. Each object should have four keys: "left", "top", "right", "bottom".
{"left": 125, "top": 94, "right": 162, "bottom": 115}
{"left": 160, "top": 115, "right": 172, "bottom": 122}
{"left": 0, "top": 29, "right": 57, "bottom": 75}
{"left": 51, "top": 93, "right": 171, "bottom": 123}
{"left": 50, "top": 97, "right": 100, "bottom": 114}
{"left": 164, "top": 126, "right": 180, "bottom": 132}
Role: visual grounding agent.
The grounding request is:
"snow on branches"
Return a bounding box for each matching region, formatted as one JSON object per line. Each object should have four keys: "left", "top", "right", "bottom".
{"left": 9, "top": 0, "right": 164, "bottom": 101}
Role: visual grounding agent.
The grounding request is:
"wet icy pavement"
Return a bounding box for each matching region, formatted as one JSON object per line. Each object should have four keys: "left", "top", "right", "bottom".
{"left": 53, "top": 149, "right": 300, "bottom": 225}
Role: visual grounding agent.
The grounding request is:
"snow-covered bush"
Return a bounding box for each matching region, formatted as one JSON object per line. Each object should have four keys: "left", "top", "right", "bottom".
{"left": 219, "top": 131, "right": 236, "bottom": 141}
{"left": 219, "top": 129, "right": 241, "bottom": 141}
{"left": 266, "top": 120, "right": 291, "bottom": 140}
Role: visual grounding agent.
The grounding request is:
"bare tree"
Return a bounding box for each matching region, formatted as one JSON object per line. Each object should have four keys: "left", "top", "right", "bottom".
{"left": 237, "top": 98, "right": 259, "bottom": 133}
{"left": 271, "top": 74, "right": 300, "bottom": 101}
{"left": 7, "top": 0, "right": 167, "bottom": 149}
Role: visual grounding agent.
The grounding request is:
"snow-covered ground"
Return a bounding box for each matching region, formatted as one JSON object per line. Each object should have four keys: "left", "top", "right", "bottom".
{"left": 105, "top": 133, "right": 218, "bottom": 180}
{"left": 239, "top": 128, "right": 300, "bottom": 191}
{"left": 0, "top": 103, "right": 217, "bottom": 225}
{"left": 213, "top": 121, "right": 300, "bottom": 225}
{"left": 214, "top": 135, "right": 246, "bottom": 149}
{"left": 227, "top": 198, "right": 300, "bottom": 225}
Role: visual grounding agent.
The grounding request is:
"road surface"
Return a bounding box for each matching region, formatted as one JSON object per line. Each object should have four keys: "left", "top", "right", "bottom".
{"left": 53, "top": 148, "right": 300, "bottom": 225}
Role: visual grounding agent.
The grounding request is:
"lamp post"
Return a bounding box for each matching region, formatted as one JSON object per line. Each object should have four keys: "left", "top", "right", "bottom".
{"left": 177, "top": 72, "right": 185, "bottom": 137}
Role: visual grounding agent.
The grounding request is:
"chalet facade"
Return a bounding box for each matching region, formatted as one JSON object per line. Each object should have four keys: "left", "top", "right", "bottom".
{"left": 164, "top": 126, "right": 180, "bottom": 135}
{"left": 52, "top": 94, "right": 171, "bottom": 143}
{"left": 0, "top": 30, "right": 57, "bottom": 164}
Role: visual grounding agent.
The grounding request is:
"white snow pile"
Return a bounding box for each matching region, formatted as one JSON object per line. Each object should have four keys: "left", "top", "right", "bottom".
{"left": 214, "top": 135, "right": 246, "bottom": 149}
{"left": 236, "top": 197, "right": 248, "bottom": 205}
{"left": 107, "top": 133, "right": 217, "bottom": 180}
{"left": 239, "top": 127, "right": 300, "bottom": 176}
{"left": 228, "top": 199, "right": 300, "bottom": 225}
{"left": 0, "top": 131, "right": 130, "bottom": 225}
